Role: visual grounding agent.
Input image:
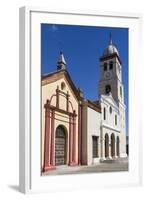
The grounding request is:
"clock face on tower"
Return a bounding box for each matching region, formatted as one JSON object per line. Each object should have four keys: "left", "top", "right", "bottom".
{"left": 104, "top": 71, "right": 111, "bottom": 79}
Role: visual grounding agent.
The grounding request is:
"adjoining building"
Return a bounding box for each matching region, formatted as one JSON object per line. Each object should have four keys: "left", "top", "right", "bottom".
{"left": 41, "top": 37, "right": 127, "bottom": 172}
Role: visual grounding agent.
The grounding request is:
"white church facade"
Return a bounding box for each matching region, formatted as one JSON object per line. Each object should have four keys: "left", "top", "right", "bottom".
{"left": 41, "top": 37, "right": 127, "bottom": 173}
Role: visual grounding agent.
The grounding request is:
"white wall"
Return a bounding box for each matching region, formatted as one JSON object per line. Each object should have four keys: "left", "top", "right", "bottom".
{"left": 101, "top": 95, "right": 120, "bottom": 129}
{"left": 100, "top": 94, "right": 127, "bottom": 158}
{"left": 87, "top": 107, "right": 101, "bottom": 164}
{"left": 0, "top": 0, "right": 146, "bottom": 200}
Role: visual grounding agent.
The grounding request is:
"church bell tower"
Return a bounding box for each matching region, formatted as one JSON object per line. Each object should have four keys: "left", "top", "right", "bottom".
{"left": 98, "top": 34, "right": 127, "bottom": 157}
{"left": 98, "top": 35, "right": 124, "bottom": 105}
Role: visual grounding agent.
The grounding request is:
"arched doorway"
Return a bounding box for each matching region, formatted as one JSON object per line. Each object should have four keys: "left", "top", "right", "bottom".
{"left": 55, "top": 125, "right": 67, "bottom": 166}
{"left": 105, "top": 134, "right": 109, "bottom": 158}
{"left": 116, "top": 136, "right": 120, "bottom": 157}
{"left": 111, "top": 134, "right": 115, "bottom": 158}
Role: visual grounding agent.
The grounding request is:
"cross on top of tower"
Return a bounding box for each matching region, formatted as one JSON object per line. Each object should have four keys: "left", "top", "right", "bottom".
{"left": 109, "top": 32, "right": 113, "bottom": 45}
{"left": 102, "top": 33, "right": 119, "bottom": 57}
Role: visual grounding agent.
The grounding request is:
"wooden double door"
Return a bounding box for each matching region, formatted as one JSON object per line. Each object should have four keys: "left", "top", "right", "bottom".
{"left": 55, "top": 126, "right": 67, "bottom": 166}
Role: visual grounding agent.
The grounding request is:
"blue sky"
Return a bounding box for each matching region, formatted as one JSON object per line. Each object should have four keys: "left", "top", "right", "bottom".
{"left": 41, "top": 24, "right": 128, "bottom": 134}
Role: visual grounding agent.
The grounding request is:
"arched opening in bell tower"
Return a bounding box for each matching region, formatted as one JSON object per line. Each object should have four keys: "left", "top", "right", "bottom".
{"left": 105, "top": 84, "right": 111, "bottom": 94}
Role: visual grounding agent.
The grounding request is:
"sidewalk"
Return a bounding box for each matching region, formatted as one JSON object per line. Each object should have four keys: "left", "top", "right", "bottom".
{"left": 43, "top": 158, "right": 128, "bottom": 176}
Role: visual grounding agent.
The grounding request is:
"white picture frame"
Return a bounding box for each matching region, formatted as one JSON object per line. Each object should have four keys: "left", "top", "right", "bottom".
{"left": 19, "top": 6, "right": 143, "bottom": 194}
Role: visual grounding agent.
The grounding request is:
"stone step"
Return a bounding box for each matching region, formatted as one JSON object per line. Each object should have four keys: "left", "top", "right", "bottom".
{"left": 100, "top": 157, "right": 128, "bottom": 164}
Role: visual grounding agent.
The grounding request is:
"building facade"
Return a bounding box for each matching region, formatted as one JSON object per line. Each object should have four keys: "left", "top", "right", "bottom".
{"left": 42, "top": 38, "right": 127, "bottom": 173}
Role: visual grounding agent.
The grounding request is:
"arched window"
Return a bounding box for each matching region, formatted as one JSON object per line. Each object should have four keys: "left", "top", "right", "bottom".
{"left": 115, "top": 115, "right": 117, "bottom": 125}
{"left": 105, "top": 85, "right": 111, "bottom": 94}
{"left": 109, "top": 61, "right": 113, "bottom": 70}
{"left": 104, "top": 107, "right": 106, "bottom": 120}
{"left": 109, "top": 106, "right": 112, "bottom": 114}
{"left": 61, "top": 82, "right": 66, "bottom": 90}
{"left": 104, "top": 62, "right": 107, "bottom": 71}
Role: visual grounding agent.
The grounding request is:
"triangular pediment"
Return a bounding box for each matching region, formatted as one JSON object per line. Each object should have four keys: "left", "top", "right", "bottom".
{"left": 100, "top": 93, "right": 118, "bottom": 109}
{"left": 42, "top": 69, "right": 81, "bottom": 101}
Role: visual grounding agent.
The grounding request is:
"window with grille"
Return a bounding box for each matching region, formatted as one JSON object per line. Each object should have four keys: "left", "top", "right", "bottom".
{"left": 92, "top": 136, "right": 99, "bottom": 158}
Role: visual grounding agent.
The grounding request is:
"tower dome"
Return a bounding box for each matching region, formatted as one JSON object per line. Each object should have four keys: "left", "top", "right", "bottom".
{"left": 103, "top": 34, "right": 119, "bottom": 57}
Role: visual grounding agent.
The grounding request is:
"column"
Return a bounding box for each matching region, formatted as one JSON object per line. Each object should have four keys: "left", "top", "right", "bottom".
{"left": 109, "top": 137, "right": 112, "bottom": 159}
{"left": 114, "top": 139, "right": 117, "bottom": 158}
{"left": 56, "top": 86, "right": 59, "bottom": 108}
{"left": 100, "top": 137, "right": 105, "bottom": 161}
{"left": 66, "top": 91, "right": 69, "bottom": 112}
{"left": 69, "top": 116, "right": 73, "bottom": 165}
{"left": 78, "top": 103, "right": 82, "bottom": 165}
{"left": 100, "top": 127, "right": 105, "bottom": 161}
{"left": 73, "top": 112, "right": 76, "bottom": 163}
{"left": 43, "top": 100, "right": 51, "bottom": 172}
{"left": 98, "top": 136, "right": 100, "bottom": 158}
{"left": 69, "top": 112, "right": 78, "bottom": 166}
{"left": 50, "top": 110, "right": 56, "bottom": 168}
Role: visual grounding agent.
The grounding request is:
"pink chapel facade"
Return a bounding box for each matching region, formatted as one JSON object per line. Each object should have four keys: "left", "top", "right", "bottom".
{"left": 41, "top": 69, "right": 83, "bottom": 171}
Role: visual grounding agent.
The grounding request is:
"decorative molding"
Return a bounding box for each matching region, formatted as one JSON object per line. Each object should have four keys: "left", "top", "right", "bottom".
{"left": 56, "top": 86, "right": 59, "bottom": 108}
{"left": 50, "top": 104, "right": 77, "bottom": 117}
{"left": 101, "top": 122, "right": 120, "bottom": 133}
